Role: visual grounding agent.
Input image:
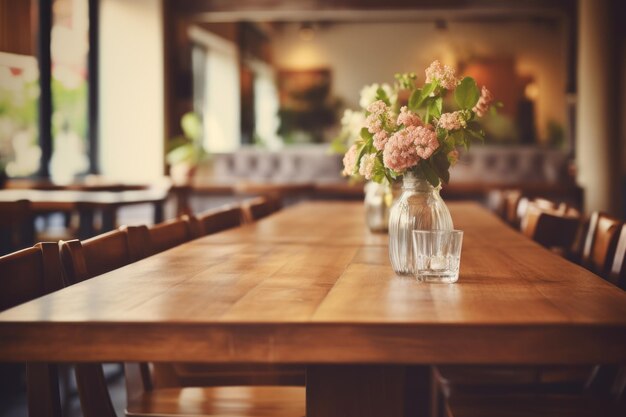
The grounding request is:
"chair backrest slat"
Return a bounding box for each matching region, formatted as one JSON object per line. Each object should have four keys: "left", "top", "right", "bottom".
{"left": 609, "top": 224, "right": 626, "bottom": 290}
{"left": 242, "top": 197, "right": 282, "bottom": 223}
{"left": 60, "top": 229, "right": 132, "bottom": 284}
{"left": 521, "top": 204, "right": 581, "bottom": 251}
{"left": 147, "top": 216, "right": 193, "bottom": 255}
{"left": 582, "top": 212, "right": 622, "bottom": 278}
{"left": 192, "top": 205, "right": 243, "bottom": 237}
{"left": 0, "top": 200, "right": 34, "bottom": 256}
{"left": 0, "top": 243, "right": 66, "bottom": 417}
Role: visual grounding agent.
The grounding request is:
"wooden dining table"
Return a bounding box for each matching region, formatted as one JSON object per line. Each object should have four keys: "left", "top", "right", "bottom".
{"left": 1, "top": 201, "right": 625, "bottom": 417}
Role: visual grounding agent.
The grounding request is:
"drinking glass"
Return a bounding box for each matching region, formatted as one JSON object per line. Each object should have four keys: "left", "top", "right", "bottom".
{"left": 412, "top": 230, "right": 463, "bottom": 283}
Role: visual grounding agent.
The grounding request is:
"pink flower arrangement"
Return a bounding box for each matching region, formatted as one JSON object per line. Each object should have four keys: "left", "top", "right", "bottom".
{"left": 341, "top": 60, "right": 496, "bottom": 186}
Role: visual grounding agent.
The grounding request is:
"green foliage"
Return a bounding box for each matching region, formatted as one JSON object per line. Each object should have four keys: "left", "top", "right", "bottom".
{"left": 431, "top": 152, "right": 451, "bottom": 184}
{"left": 166, "top": 112, "right": 207, "bottom": 166}
{"left": 376, "top": 87, "right": 391, "bottom": 106}
{"left": 181, "top": 112, "right": 202, "bottom": 142}
{"left": 417, "top": 161, "right": 441, "bottom": 187}
{"left": 454, "top": 77, "right": 480, "bottom": 110}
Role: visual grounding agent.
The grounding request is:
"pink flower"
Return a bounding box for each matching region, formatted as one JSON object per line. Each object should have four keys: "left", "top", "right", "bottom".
{"left": 373, "top": 130, "right": 389, "bottom": 151}
{"left": 383, "top": 129, "right": 421, "bottom": 172}
{"left": 342, "top": 144, "right": 358, "bottom": 176}
{"left": 412, "top": 126, "right": 439, "bottom": 159}
{"left": 473, "top": 86, "right": 493, "bottom": 117}
{"left": 366, "top": 100, "right": 396, "bottom": 135}
{"left": 397, "top": 106, "right": 422, "bottom": 127}
{"left": 425, "top": 60, "right": 459, "bottom": 90}
{"left": 359, "top": 153, "right": 377, "bottom": 180}
{"left": 438, "top": 111, "right": 466, "bottom": 131}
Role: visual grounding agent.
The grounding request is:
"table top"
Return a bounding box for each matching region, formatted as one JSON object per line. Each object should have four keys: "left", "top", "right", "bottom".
{"left": 0, "top": 187, "right": 170, "bottom": 210}
{"left": 0, "top": 201, "right": 625, "bottom": 364}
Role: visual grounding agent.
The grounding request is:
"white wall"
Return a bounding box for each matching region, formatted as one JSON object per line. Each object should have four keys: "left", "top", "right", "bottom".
{"left": 576, "top": 0, "right": 617, "bottom": 214}
{"left": 272, "top": 21, "right": 566, "bottom": 141}
{"left": 99, "top": 0, "right": 164, "bottom": 181}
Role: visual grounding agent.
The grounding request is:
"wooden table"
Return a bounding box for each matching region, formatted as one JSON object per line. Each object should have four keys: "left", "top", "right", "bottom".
{"left": 1, "top": 202, "right": 625, "bottom": 417}
{"left": 0, "top": 187, "right": 169, "bottom": 238}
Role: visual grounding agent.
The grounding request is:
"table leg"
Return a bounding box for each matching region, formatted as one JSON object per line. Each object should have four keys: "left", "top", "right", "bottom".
{"left": 77, "top": 206, "right": 95, "bottom": 240}
{"left": 306, "top": 365, "right": 435, "bottom": 417}
{"left": 101, "top": 208, "right": 117, "bottom": 232}
{"left": 153, "top": 200, "right": 165, "bottom": 224}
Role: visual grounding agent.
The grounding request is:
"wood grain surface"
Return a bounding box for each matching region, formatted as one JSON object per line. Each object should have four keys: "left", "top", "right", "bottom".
{"left": 1, "top": 202, "right": 625, "bottom": 364}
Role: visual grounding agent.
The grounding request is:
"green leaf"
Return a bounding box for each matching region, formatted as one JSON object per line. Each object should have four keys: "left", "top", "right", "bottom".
{"left": 466, "top": 128, "right": 485, "bottom": 143}
{"left": 454, "top": 77, "right": 480, "bottom": 110}
{"left": 421, "top": 81, "right": 437, "bottom": 100}
{"left": 408, "top": 89, "right": 421, "bottom": 111}
{"left": 436, "top": 127, "right": 447, "bottom": 141}
{"left": 431, "top": 153, "right": 451, "bottom": 184}
{"left": 360, "top": 127, "right": 373, "bottom": 142}
{"left": 420, "top": 161, "right": 441, "bottom": 187}
{"left": 450, "top": 130, "right": 466, "bottom": 147}
{"left": 428, "top": 97, "right": 443, "bottom": 119}
{"left": 376, "top": 87, "right": 390, "bottom": 105}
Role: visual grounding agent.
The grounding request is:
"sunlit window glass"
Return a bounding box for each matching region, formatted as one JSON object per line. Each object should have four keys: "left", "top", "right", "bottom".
{"left": 50, "top": 0, "right": 89, "bottom": 183}
{"left": 0, "top": 53, "right": 40, "bottom": 178}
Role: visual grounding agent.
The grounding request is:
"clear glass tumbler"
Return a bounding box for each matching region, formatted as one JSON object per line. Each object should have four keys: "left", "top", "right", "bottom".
{"left": 412, "top": 230, "right": 463, "bottom": 283}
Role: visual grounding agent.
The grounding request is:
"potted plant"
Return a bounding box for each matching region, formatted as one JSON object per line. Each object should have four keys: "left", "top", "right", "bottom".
{"left": 166, "top": 112, "right": 208, "bottom": 185}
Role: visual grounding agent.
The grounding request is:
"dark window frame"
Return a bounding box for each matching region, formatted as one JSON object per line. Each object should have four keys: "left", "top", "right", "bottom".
{"left": 36, "top": 0, "right": 99, "bottom": 178}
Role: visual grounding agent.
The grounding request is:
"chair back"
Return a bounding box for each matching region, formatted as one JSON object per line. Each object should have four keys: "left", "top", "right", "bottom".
{"left": 0, "top": 243, "right": 67, "bottom": 417}
{"left": 521, "top": 204, "right": 580, "bottom": 251}
{"left": 191, "top": 205, "right": 243, "bottom": 238}
{"left": 59, "top": 230, "right": 134, "bottom": 417}
{"left": 242, "top": 197, "right": 282, "bottom": 223}
{"left": 582, "top": 212, "right": 622, "bottom": 278}
{"left": 60, "top": 229, "right": 132, "bottom": 284}
{"left": 146, "top": 216, "right": 193, "bottom": 255}
{"left": 0, "top": 200, "right": 34, "bottom": 256}
{"left": 609, "top": 224, "right": 626, "bottom": 290}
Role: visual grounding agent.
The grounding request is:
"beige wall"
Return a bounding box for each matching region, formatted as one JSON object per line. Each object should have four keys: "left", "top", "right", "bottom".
{"left": 99, "top": 0, "right": 164, "bottom": 181}
{"left": 272, "top": 21, "right": 567, "bottom": 141}
{"left": 576, "top": 0, "right": 618, "bottom": 214}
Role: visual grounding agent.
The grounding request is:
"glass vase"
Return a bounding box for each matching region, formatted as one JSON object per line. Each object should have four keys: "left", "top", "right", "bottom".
{"left": 364, "top": 180, "right": 400, "bottom": 233}
{"left": 388, "top": 172, "right": 454, "bottom": 276}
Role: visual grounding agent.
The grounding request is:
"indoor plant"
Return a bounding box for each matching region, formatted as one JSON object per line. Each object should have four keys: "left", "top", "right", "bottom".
{"left": 167, "top": 112, "right": 208, "bottom": 185}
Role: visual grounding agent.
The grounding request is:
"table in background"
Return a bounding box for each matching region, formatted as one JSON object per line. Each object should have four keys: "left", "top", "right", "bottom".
{"left": 0, "top": 187, "right": 169, "bottom": 239}
{"left": 0, "top": 202, "right": 624, "bottom": 417}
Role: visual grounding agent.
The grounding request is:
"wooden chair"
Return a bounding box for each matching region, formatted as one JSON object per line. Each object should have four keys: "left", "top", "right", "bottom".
{"left": 0, "top": 200, "right": 34, "bottom": 256}
{"left": 146, "top": 216, "right": 194, "bottom": 255}
{"left": 189, "top": 205, "right": 244, "bottom": 238}
{"left": 581, "top": 212, "right": 622, "bottom": 278}
{"left": 60, "top": 227, "right": 305, "bottom": 417}
{"left": 520, "top": 204, "right": 581, "bottom": 254}
{"left": 443, "top": 365, "right": 626, "bottom": 417}
{"left": 242, "top": 196, "right": 282, "bottom": 223}
{"left": 60, "top": 229, "right": 133, "bottom": 283}
{"left": 0, "top": 243, "right": 67, "bottom": 417}
{"left": 122, "top": 217, "right": 306, "bottom": 395}
{"left": 609, "top": 223, "right": 626, "bottom": 290}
